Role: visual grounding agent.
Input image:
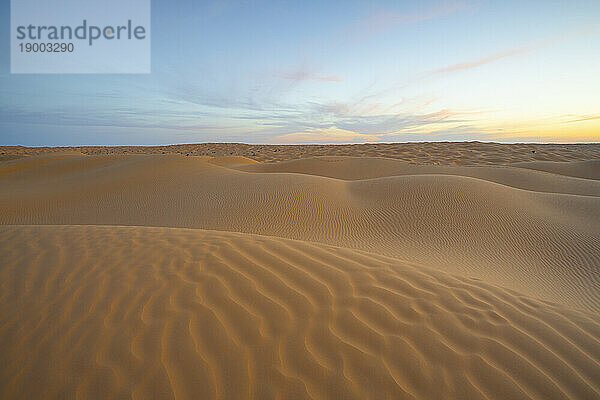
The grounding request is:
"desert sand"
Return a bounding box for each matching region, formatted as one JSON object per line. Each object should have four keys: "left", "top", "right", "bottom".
{"left": 3, "top": 141, "right": 600, "bottom": 164}
{"left": 1, "top": 143, "right": 599, "bottom": 399}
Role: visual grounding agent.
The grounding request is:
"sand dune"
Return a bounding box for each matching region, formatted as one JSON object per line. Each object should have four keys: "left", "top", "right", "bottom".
{"left": 1, "top": 153, "right": 599, "bottom": 313}
{"left": 238, "top": 156, "right": 600, "bottom": 196}
{"left": 1, "top": 225, "right": 599, "bottom": 400}
{"left": 513, "top": 159, "right": 600, "bottom": 180}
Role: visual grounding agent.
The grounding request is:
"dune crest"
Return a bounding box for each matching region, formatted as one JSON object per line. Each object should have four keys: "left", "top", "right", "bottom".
{"left": 513, "top": 159, "right": 600, "bottom": 180}
{"left": 1, "top": 225, "right": 599, "bottom": 400}
{"left": 238, "top": 156, "right": 600, "bottom": 195}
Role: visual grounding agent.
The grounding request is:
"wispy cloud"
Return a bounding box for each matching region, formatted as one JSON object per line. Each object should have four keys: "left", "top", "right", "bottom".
{"left": 319, "top": 102, "right": 351, "bottom": 116}
{"left": 274, "top": 70, "right": 341, "bottom": 82}
{"left": 349, "top": 1, "right": 471, "bottom": 40}
{"left": 428, "top": 24, "right": 599, "bottom": 76}
{"left": 564, "top": 115, "right": 600, "bottom": 123}
{"left": 430, "top": 47, "right": 530, "bottom": 74}
{"left": 273, "top": 126, "right": 381, "bottom": 144}
{"left": 273, "top": 60, "right": 342, "bottom": 83}
{"left": 417, "top": 109, "right": 461, "bottom": 121}
{"left": 316, "top": 95, "right": 441, "bottom": 119}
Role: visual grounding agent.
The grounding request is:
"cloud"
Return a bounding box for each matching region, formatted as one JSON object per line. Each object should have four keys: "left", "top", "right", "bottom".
{"left": 316, "top": 96, "right": 440, "bottom": 119}
{"left": 428, "top": 24, "right": 600, "bottom": 76}
{"left": 274, "top": 70, "right": 341, "bottom": 82}
{"left": 349, "top": 1, "right": 471, "bottom": 40}
{"left": 319, "top": 102, "right": 351, "bottom": 116}
{"left": 417, "top": 109, "right": 459, "bottom": 121}
{"left": 273, "top": 126, "right": 381, "bottom": 144}
{"left": 564, "top": 115, "right": 600, "bottom": 123}
{"left": 430, "top": 47, "right": 530, "bottom": 74}
{"left": 317, "top": 101, "right": 390, "bottom": 118}
{"left": 266, "top": 106, "right": 476, "bottom": 143}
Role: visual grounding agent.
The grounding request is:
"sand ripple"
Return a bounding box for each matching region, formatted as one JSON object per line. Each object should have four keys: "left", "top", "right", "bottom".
{"left": 1, "top": 225, "right": 599, "bottom": 400}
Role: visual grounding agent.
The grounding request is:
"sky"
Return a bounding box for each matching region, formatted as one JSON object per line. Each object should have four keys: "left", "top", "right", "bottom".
{"left": 1, "top": 0, "right": 599, "bottom": 145}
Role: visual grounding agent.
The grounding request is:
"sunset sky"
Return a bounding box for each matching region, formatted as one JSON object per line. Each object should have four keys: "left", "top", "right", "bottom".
{"left": 1, "top": 0, "right": 599, "bottom": 145}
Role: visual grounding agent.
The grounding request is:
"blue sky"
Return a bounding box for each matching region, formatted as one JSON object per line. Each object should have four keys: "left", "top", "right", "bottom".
{"left": 1, "top": 0, "right": 599, "bottom": 145}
